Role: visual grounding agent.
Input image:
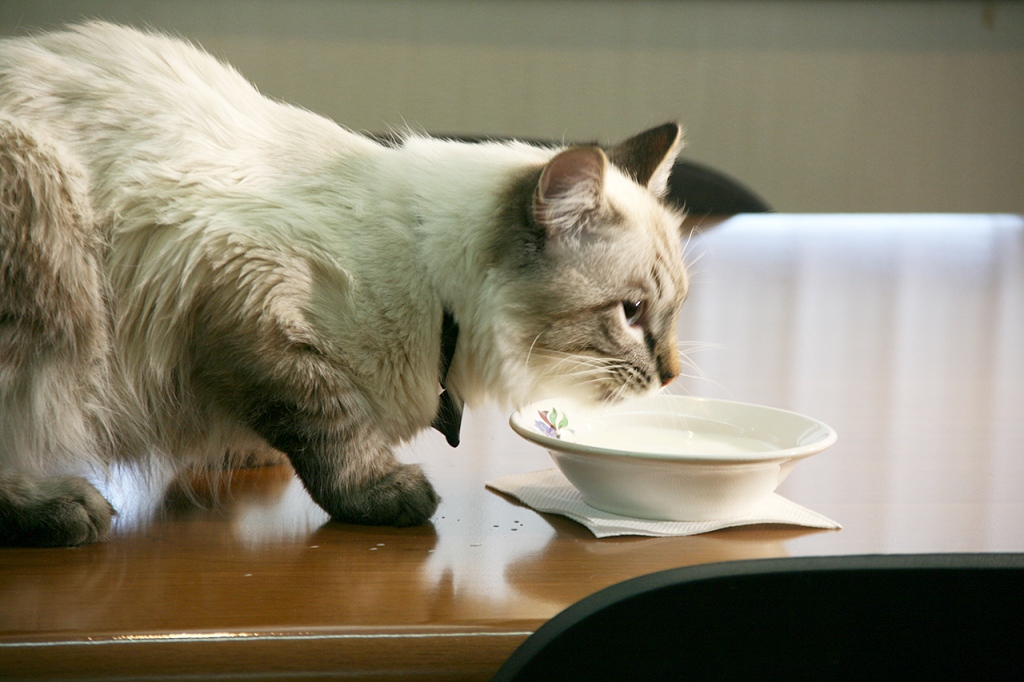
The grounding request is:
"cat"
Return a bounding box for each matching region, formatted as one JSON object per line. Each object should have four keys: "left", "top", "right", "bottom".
{"left": 0, "top": 22, "right": 689, "bottom": 546}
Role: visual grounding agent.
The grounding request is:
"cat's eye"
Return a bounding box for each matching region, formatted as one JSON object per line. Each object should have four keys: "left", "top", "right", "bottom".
{"left": 622, "top": 300, "right": 646, "bottom": 327}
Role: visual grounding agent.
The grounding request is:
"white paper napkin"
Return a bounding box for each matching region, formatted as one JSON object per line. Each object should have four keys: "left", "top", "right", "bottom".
{"left": 486, "top": 468, "right": 841, "bottom": 538}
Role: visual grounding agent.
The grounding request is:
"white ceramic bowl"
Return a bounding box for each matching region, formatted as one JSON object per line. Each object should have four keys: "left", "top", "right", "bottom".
{"left": 509, "top": 394, "right": 837, "bottom": 521}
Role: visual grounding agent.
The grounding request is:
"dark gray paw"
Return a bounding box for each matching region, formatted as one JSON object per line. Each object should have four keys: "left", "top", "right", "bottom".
{"left": 0, "top": 474, "right": 116, "bottom": 546}
{"left": 335, "top": 464, "right": 440, "bottom": 527}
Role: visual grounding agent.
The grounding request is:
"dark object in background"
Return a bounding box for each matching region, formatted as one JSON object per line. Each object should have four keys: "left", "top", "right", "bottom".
{"left": 666, "top": 157, "right": 771, "bottom": 215}
{"left": 372, "top": 131, "right": 771, "bottom": 217}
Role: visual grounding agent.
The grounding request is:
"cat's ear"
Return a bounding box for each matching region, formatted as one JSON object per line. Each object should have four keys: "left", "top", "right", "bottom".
{"left": 534, "top": 145, "right": 607, "bottom": 241}
{"left": 607, "top": 122, "right": 683, "bottom": 198}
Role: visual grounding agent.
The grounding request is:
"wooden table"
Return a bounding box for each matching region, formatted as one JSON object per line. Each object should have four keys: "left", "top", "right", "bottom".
{"left": 3, "top": 214, "right": 1023, "bottom": 680}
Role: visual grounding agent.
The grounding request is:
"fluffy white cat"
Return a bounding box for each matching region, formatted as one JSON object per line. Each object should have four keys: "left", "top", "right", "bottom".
{"left": 0, "top": 22, "right": 688, "bottom": 546}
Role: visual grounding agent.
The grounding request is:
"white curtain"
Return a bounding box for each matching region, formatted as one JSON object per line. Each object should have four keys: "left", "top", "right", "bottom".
{"left": 677, "top": 214, "right": 1024, "bottom": 549}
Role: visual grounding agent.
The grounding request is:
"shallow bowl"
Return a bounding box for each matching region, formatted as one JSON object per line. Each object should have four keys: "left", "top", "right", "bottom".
{"left": 509, "top": 394, "right": 837, "bottom": 521}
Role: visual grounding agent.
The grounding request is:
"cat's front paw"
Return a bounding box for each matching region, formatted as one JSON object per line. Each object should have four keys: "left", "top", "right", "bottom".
{"left": 337, "top": 464, "right": 440, "bottom": 527}
{"left": 0, "top": 474, "right": 116, "bottom": 546}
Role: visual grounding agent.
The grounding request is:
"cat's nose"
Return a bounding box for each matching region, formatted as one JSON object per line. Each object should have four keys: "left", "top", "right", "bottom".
{"left": 657, "top": 353, "right": 680, "bottom": 386}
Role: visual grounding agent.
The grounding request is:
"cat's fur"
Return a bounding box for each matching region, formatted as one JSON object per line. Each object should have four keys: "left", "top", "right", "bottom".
{"left": 0, "top": 22, "right": 689, "bottom": 546}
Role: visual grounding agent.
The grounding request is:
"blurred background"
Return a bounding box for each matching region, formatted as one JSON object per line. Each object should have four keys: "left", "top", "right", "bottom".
{"left": 1, "top": 0, "right": 1021, "bottom": 213}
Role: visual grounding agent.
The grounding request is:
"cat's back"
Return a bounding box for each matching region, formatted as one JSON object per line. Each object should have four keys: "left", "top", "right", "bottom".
{"left": 0, "top": 22, "right": 260, "bottom": 129}
{"left": 2, "top": 22, "right": 240, "bottom": 92}
{"left": 0, "top": 22, "right": 374, "bottom": 184}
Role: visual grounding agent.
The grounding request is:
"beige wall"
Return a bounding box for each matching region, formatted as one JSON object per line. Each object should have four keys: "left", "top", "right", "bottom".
{"left": 2, "top": 1, "right": 1021, "bottom": 213}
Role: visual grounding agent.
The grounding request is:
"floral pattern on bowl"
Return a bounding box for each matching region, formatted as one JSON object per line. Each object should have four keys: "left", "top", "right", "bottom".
{"left": 535, "top": 408, "right": 574, "bottom": 440}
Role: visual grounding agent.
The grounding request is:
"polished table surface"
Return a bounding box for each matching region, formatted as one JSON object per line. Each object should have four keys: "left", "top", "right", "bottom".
{"left": 3, "top": 213, "right": 1023, "bottom": 680}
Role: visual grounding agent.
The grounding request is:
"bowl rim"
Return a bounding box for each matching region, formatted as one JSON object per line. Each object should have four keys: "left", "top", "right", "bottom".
{"left": 509, "top": 394, "right": 838, "bottom": 464}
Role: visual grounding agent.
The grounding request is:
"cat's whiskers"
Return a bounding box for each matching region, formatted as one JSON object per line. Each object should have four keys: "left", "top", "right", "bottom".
{"left": 669, "top": 339, "right": 732, "bottom": 396}
{"left": 608, "top": 376, "right": 637, "bottom": 404}
{"left": 524, "top": 332, "right": 544, "bottom": 372}
{"left": 547, "top": 363, "right": 621, "bottom": 385}
{"left": 532, "top": 348, "right": 618, "bottom": 373}
{"left": 680, "top": 226, "right": 710, "bottom": 269}
{"left": 527, "top": 347, "right": 645, "bottom": 399}
{"left": 681, "top": 243, "right": 707, "bottom": 271}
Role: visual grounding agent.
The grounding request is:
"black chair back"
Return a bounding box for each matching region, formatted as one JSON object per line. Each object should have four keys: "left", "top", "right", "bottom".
{"left": 494, "top": 553, "right": 1024, "bottom": 681}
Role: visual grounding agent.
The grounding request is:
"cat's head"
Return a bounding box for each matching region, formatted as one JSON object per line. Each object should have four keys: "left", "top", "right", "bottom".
{"left": 490, "top": 123, "right": 689, "bottom": 406}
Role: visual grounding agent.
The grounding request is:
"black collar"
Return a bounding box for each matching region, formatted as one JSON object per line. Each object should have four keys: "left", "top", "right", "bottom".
{"left": 431, "top": 308, "right": 463, "bottom": 447}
